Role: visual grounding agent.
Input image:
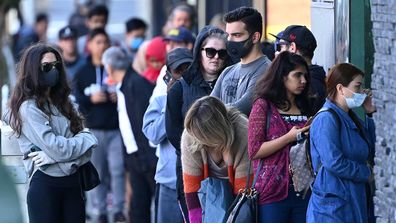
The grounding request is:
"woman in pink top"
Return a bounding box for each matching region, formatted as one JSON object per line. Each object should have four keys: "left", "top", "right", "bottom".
{"left": 248, "top": 51, "right": 315, "bottom": 223}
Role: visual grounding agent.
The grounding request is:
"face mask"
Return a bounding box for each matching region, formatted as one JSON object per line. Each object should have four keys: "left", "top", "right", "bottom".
{"left": 343, "top": 88, "right": 367, "bottom": 108}
{"left": 226, "top": 34, "right": 254, "bottom": 59}
{"left": 130, "top": 37, "right": 144, "bottom": 51}
{"left": 39, "top": 68, "right": 60, "bottom": 87}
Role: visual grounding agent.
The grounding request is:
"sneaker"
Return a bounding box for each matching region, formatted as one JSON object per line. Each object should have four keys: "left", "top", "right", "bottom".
{"left": 113, "top": 212, "right": 127, "bottom": 223}
{"left": 97, "top": 214, "right": 108, "bottom": 223}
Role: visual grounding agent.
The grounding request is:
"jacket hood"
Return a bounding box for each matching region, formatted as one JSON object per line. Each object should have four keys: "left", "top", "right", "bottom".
{"left": 183, "top": 25, "right": 230, "bottom": 84}
{"left": 143, "top": 36, "right": 167, "bottom": 83}
{"left": 145, "top": 36, "right": 167, "bottom": 63}
{"left": 309, "top": 64, "right": 326, "bottom": 82}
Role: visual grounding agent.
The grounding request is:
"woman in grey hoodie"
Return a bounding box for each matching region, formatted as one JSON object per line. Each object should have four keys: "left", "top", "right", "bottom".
{"left": 5, "top": 43, "right": 98, "bottom": 223}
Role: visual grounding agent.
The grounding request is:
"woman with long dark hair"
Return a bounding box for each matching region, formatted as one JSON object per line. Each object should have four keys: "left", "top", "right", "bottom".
{"left": 248, "top": 51, "right": 314, "bottom": 223}
{"left": 5, "top": 43, "right": 97, "bottom": 223}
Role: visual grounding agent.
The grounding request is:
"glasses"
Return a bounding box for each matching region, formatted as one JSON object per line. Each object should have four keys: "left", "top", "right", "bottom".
{"left": 41, "top": 61, "right": 61, "bottom": 72}
{"left": 275, "top": 41, "right": 290, "bottom": 52}
{"left": 201, "top": 48, "right": 228, "bottom": 60}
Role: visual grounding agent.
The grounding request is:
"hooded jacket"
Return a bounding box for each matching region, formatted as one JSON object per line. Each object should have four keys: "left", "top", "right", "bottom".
{"left": 166, "top": 25, "right": 231, "bottom": 155}
{"left": 73, "top": 56, "right": 119, "bottom": 130}
{"left": 309, "top": 64, "right": 326, "bottom": 113}
{"left": 143, "top": 36, "right": 167, "bottom": 83}
{"left": 165, "top": 26, "right": 231, "bottom": 207}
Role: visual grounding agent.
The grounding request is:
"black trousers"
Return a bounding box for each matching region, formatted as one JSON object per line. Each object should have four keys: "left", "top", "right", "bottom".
{"left": 126, "top": 156, "right": 156, "bottom": 223}
{"left": 27, "top": 170, "right": 85, "bottom": 223}
{"left": 176, "top": 159, "right": 190, "bottom": 223}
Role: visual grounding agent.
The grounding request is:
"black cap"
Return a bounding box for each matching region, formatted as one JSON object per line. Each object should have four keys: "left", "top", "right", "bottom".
{"left": 58, "top": 26, "right": 78, "bottom": 40}
{"left": 166, "top": 48, "right": 193, "bottom": 70}
{"left": 270, "top": 25, "right": 317, "bottom": 51}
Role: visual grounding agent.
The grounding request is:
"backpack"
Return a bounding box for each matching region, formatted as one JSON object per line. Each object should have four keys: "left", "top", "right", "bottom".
{"left": 305, "top": 108, "right": 341, "bottom": 176}
{"left": 289, "top": 108, "right": 340, "bottom": 197}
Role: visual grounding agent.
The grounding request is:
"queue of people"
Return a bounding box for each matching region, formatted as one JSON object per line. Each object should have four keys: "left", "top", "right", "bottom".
{"left": 4, "top": 2, "right": 377, "bottom": 223}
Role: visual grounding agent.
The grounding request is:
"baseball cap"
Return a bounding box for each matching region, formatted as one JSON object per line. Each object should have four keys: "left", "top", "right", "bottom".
{"left": 166, "top": 48, "right": 193, "bottom": 70}
{"left": 270, "top": 25, "right": 317, "bottom": 51}
{"left": 164, "top": 27, "right": 195, "bottom": 44}
{"left": 58, "top": 26, "right": 78, "bottom": 40}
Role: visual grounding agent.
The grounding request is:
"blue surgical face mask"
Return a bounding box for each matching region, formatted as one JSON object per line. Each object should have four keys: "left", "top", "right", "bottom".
{"left": 343, "top": 87, "right": 367, "bottom": 109}
{"left": 130, "top": 37, "right": 144, "bottom": 51}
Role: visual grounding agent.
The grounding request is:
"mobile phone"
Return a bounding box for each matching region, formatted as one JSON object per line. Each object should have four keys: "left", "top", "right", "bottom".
{"left": 304, "top": 116, "right": 314, "bottom": 127}
{"left": 30, "top": 145, "right": 42, "bottom": 152}
{"left": 23, "top": 145, "right": 42, "bottom": 160}
{"left": 163, "top": 71, "right": 173, "bottom": 85}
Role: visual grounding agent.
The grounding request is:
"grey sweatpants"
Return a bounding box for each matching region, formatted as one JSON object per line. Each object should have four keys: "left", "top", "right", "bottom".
{"left": 89, "top": 129, "right": 125, "bottom": 214}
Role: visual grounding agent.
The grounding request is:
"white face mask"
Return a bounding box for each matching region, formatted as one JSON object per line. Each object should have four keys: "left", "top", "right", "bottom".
{"left": 343, "top": 87, "right": 367, "bottom": 109}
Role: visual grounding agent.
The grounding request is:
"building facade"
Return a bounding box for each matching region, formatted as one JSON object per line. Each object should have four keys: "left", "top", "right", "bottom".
{"left": 371, "top": 0, "right": 396, "bottom": 222}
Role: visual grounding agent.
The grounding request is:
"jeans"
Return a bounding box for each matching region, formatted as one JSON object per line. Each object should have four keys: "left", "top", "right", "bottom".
{"left": 259, "top": 187, "right": 310, "bottom": 223}
{"left": 157, "top": 184, "right": 183, "bottom": 223}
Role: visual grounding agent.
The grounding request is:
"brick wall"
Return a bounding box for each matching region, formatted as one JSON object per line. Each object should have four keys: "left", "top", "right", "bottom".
{"left": 371, "top": 0, "right": 396, "bottom": 222}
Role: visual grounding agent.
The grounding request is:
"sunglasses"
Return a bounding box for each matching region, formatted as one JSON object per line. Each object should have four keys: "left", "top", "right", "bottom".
{"left": 275, "top": 41, "right": 291, "bottom": 52}
{"left": 41, "top": 61, "right": 61, "bottom": 72}
{"left": 201, "top": 48, "right": 228, "bottom": 60}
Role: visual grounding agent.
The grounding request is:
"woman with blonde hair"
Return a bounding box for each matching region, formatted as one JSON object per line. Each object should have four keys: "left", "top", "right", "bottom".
{"left": 181, "top": 96, "right": 252, "bottom": 223}
{"left": 165, "top": 25, "right": 231, "bottom": 221}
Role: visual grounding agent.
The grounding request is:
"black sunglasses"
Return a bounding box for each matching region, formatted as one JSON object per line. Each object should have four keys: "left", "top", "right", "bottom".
{"left": 275, "top": 41, "right": 290, "bottom": 52}
{"left": 201, "top": 48, "right": 228, "bottom": 60}
{"left": 41, "top": 61, "right": 61, "bottom": 72}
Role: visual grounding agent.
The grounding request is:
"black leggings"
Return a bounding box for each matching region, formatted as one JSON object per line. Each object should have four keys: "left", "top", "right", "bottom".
{"left": 27, "top": 170, "right": 85, "bottom": 223}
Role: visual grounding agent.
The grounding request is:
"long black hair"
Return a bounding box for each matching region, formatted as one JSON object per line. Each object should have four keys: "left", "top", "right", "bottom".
{"left": 254, "top": 51, "right": 313, "bottom": 116}
{"left": 8, "top": 42, "right": 84, "bottom": 136}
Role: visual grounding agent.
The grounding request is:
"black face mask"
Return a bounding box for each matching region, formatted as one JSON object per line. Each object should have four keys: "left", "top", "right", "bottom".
{"left": 39, "top": 68, "right": 60, "bottom": 87}
{"left": 226, "top": 34, "right": 254, "bottom": 59}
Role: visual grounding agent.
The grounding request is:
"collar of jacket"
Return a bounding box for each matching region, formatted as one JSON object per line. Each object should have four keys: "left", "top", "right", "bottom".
{"left": 323, "top": 99, "right": 359, "bottom": 130}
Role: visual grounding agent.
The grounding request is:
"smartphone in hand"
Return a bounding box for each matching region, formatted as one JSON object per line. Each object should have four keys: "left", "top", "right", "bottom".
{"left": 163, "top": 71, "right": 173, "bottom": 85}
{"left": 304, "top": 116, "right": 314, "bottom": 127}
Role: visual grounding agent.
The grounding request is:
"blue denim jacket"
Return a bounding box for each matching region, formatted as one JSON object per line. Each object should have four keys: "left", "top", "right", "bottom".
{"left": 142, "top": 95, "right": 177, "bottom": 189}
{"left": 307, "top": 99, "right": 375, "bottom": 223}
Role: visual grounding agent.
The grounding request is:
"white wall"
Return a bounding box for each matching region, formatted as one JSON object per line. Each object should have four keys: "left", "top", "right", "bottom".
{"left": 311, "top": 1, "right": 335, "bottom": 73}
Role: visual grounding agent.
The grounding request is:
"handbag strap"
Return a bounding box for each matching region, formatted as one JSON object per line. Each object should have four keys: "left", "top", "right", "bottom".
{"left": 251, "top": 160, "right": 263, "bottom": 188}
{"left": 245, "top": 100, "right": 271, "bottom": 189}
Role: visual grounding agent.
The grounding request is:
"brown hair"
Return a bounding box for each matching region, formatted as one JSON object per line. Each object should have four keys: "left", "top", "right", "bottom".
{"left": 326, "top": 63, "right": 364, "bottom": 101}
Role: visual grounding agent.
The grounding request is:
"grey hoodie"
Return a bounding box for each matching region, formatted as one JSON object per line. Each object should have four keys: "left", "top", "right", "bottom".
{"left": 5, "top": 100, "right": 97, "bottom": 177}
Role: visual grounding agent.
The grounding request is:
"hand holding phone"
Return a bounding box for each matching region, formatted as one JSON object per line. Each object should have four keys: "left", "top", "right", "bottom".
{"left": 163, "top": 71, "right": 173, "bottom": 85}
{"left": 304, "top": 116, "right": 314, "bottom": 128}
